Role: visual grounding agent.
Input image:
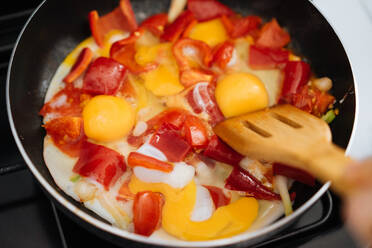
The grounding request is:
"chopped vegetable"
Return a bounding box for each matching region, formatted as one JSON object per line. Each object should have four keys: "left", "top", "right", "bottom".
{"left": 128, "top": 152, "right": 174, "bottom": 172}
{"left": 150, "top": 123, "right": 191, "bottom": 162}
{"left": 133, "top": 191, "right": 164, "bottom": 236}
{"left": 256, "top": 18, "right": 290, "bottom": 49}
{"left": 161, "top": 10, "right": 195, "bottom": 42}
{"left": 274, "top": 175, "right": 293, "bottom": 216}
{"left": 221, "top": 15, "right": 262, "bottom": 39}
{"left": 187, "top": 0, "right": 234, "bottom": 21}
{"left": 140, "top": 13, "right": 168, "bottom": 36}
{"left": 182, "top": 115, "right": 209, "bottom": 149}
{"left": 73, "top": 141, "right": 126, "bottom": 190}
{"left": 168, "top": 0, "right": 188, "bottom": 23}
{"left": 204, "top": 185, "right": 230, "bottom": 208}
{"left": 70, "top": 174, "right": 81, "bottom": 183}
{"left": 225, "top": 166, "right": 281, "bottom": 200}
{"left": 210, "top": 41, "right": 234, "bottom": 70}
{"left": 203, "top": 135, "right": 243, "bottom": 166}
{"left": 63, "top": 47, "right": 93, "bottom": 83}
{"left": 248, "top": 45, "right": 289, "bottom": 70}
{"left": 83, "top": 57, "right": 127, "bottom": 95}
{"left": 322, "top": 109, "right": 336, "bottom": 124}
{"left": 281, "top": 61, "right": 311, "bottom": 97}
{"left": 179, "top": 68, "right": 215, "bottom": 87}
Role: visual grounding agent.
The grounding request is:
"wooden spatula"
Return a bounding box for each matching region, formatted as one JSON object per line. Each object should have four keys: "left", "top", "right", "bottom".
{"left": 213, "top": 104, "right": 352, "bottom": 195}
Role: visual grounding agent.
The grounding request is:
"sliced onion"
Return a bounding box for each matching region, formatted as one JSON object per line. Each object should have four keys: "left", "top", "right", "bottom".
{"left": 168, "top": 0, "right": 187, "bottom": 23}
{"left": 74, "top": 179, "right": 98, "bottom": 202}
{"left": 274, "top": 175, "right": 293, "bottom": 216}
{"left": 313, "top": 77, "right": 332, "bottom": 92}
{"left": 132, "top": 121, "right": 148, "bottom": 136}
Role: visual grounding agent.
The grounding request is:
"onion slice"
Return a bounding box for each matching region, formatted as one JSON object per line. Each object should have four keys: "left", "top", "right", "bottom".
{"left": 274, "top": 175, "right": 293, "bottom": 216}
{"left": 168, "top": 0, "right": 187, "bottom": 23}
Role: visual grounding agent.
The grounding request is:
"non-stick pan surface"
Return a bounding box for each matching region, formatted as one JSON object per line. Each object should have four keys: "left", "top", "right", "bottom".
{"left": 7, "top": 0, "right": 355, "bottom": 247}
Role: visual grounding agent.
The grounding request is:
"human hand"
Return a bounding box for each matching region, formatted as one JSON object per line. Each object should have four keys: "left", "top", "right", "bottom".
{"left": 344, "top": 159, "right": 372, "bottom": 246}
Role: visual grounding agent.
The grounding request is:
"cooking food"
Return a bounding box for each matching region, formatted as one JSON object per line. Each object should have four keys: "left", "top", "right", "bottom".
{"left": 39, "top": 0, "right": 336, "bottom": 241}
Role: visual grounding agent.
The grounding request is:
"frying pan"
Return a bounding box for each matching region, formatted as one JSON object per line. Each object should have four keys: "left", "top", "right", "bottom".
{"left": 6, "top": 0, "right": 357, "bottom": 247}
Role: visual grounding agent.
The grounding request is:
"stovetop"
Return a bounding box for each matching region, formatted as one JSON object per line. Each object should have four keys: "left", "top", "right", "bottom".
{"left": 0, "top": 1, "right": 360, "bottom": 248}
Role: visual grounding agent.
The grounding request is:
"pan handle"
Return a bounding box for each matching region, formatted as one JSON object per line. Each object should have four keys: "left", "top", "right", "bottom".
{"left": 0, "top": 161, "right": 27, "bottom": 175}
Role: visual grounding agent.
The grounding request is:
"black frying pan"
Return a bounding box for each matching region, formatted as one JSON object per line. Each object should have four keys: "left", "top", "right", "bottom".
{"left": 6, "top": 0, "right": 355, "bottom": 247}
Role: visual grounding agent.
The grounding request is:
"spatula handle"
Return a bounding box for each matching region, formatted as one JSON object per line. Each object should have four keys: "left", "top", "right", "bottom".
{"left": 306, "top": 143, "right": 352, "bottom": 195}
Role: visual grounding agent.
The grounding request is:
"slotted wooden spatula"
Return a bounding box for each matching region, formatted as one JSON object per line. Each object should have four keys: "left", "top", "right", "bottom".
{"left": 213, "top": 104, "right": 352, "bottom": 195}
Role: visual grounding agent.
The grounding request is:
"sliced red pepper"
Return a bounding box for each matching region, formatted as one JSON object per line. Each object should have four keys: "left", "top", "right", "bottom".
{"left": 248, "top": 45, "right": 289, "bottom": 70}
{"left": 187, "top": 0, "right": 234, "bottom": 22}
{"left": 73, "top": 141, "right": 126, "bottom": 190}
{"left": 221, "top": 15, "right": 262, "bottom": 39}
{"left": 225, "top": 166, "right": 281, "bottom": 200}
{"left": 203, "top": 135, "right": 243, "bottom": 166}
{"left": 182, "top": 115, "right": 209, "bottom": 149}
{"left": 186, "top": 83, "right": 224, "bottom": 125}
{"left": 182, "top": 19, "right": 198, "bottom": 38}
{"left": 173, "top": 38, "right": 212, "bottom": 71}
{"left": 180, "top": 68, "right": 215, "bottom": 87}
{"left": 273, "top": 163, "right": 315, "bottom": 186}
{"left": 210, "top": 41, "right": 234, "bottom": 70}
{"left": 43, "top": 117, "right": 85, "bottom": 157}
{"left": 128, "top": 152, "right": 173, "bottom": 172}
{"left": 149, "top": 123, "right": 191, "bottom": 162}
{"left": 89, "top": 0, "right": 138, "bottom": 47}
{"left": 110, "top": 30, "right": 158, "bottom": 74}
{"left": 39, "top": 84, "right": 87, "bottom": 119}
{"left": 281, "top": 61, "right": 311, "bottom": 97}
{"left": 161, "top": 10, "right": 195, "bottom": 43}
{"left": 256, "top": 18, "right": 290, "bottom": 49}
{"left": 203, "top": 185, "right": 230, "bottom": 208}
{"left": 64, "top": 48, "right": 93, "bottom": 84}
{"left": 140, "top": 13, "right": 168, "bottom": 36}
{"left": 133, "top": 191, "right": 164, "bottom": 236}
{"left": 83, "top": 57, "right": 127, "bottom": 96}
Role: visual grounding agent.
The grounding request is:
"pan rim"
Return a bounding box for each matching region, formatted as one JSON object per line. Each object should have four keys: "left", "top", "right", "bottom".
{"left": 6, "top": 0, "right": 354, "bottom": 247}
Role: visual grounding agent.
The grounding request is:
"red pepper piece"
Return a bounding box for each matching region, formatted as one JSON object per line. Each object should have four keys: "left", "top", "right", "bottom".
{"left": 210, "top": 41, "right": 234, "bottom": 70}
{"left": 203, "top": 185, "right": 230, "bottom": 208}
{"left": 119, "top": 0, "right": 138, "bottom": 31}
{"left": 182, "top": 115, "right": 209, "bottom": 149}
{"left": 187, "top": 0, "right": 234, "bottom": 22}
{"left": 89, "top": 0, "right": 138, "bottom": 47}
{"left": 43, "top": 117, "right": 85, "bottom": 157}
{"left": 186, "top": 83, "right": 224, "bottom": 125}
{"left": 256, "top": 18, "right": 290, "bottom": 49}
{"left": 140, "top": 13, "right": 168, "bottom": 36}
{"left": 39, "top": 84, "right": 87, "bottom": 119}
{"left": 128, "top": 152, "right": 173, "bottom": 172}
{"left": 161, "top": 10, "right": 195, "bottom": 43}
{"left": 290, "top": 85, "right": 335, "bottom": 116}
{"left": 63, "top": 48, "right": 93, "bottom": 84}
{"left": 127, "top": 108, "right": 189, "bottom": 148}
{"left": 249, "top": 45, "right": 289, "bottom": 70}
{"left": 225, "top": 166, "right": 281, "bottom": 200}
{"left": 180, "top": 68, "right": 215, "bottom": 87}
{"left": 173, "top": 38, "right": 212, "bottom": 71}
{"left": 73, "top": 141, "right": 126, "bottom": 190}
{"left": 150, "top": 123, "right": 191, "bottom": 162}
{"left": 110, "top": 30, "right": 158, "bottom": 74}
{"left": 273, "top": 163, "right": 315, "bottom": 186}
{"left": 203, "top": 135, "right": 243, "bottom": 166}
{"left": 133, "top": 191, "right": 164, "bottom": 236}
{"left": 281, "top": 61, "right": 311, "bottom": 97}
{"left": 83, "top": 57, "right": 127, "bottom": 96}
{"left": 221, "top": 15, "right": 262, "bottom": 39}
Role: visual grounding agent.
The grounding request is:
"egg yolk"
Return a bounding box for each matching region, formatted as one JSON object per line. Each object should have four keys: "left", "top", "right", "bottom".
{"left": 135, "top": 43, "right": 173, "bottom": 66}
{"left": 129, "top": 176, "right": 259, "bottom": 241}
{"left": 215, "top": 72, "right": 269, "bottom": 118}
{"left": 83, "top": 95, "right": 135, "bottom": 142}
{"left": 188, "top": 19, "right": 228, "bottom": 47}
{"left": 141, "top": 64, "right": 184, "bottom": 96}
